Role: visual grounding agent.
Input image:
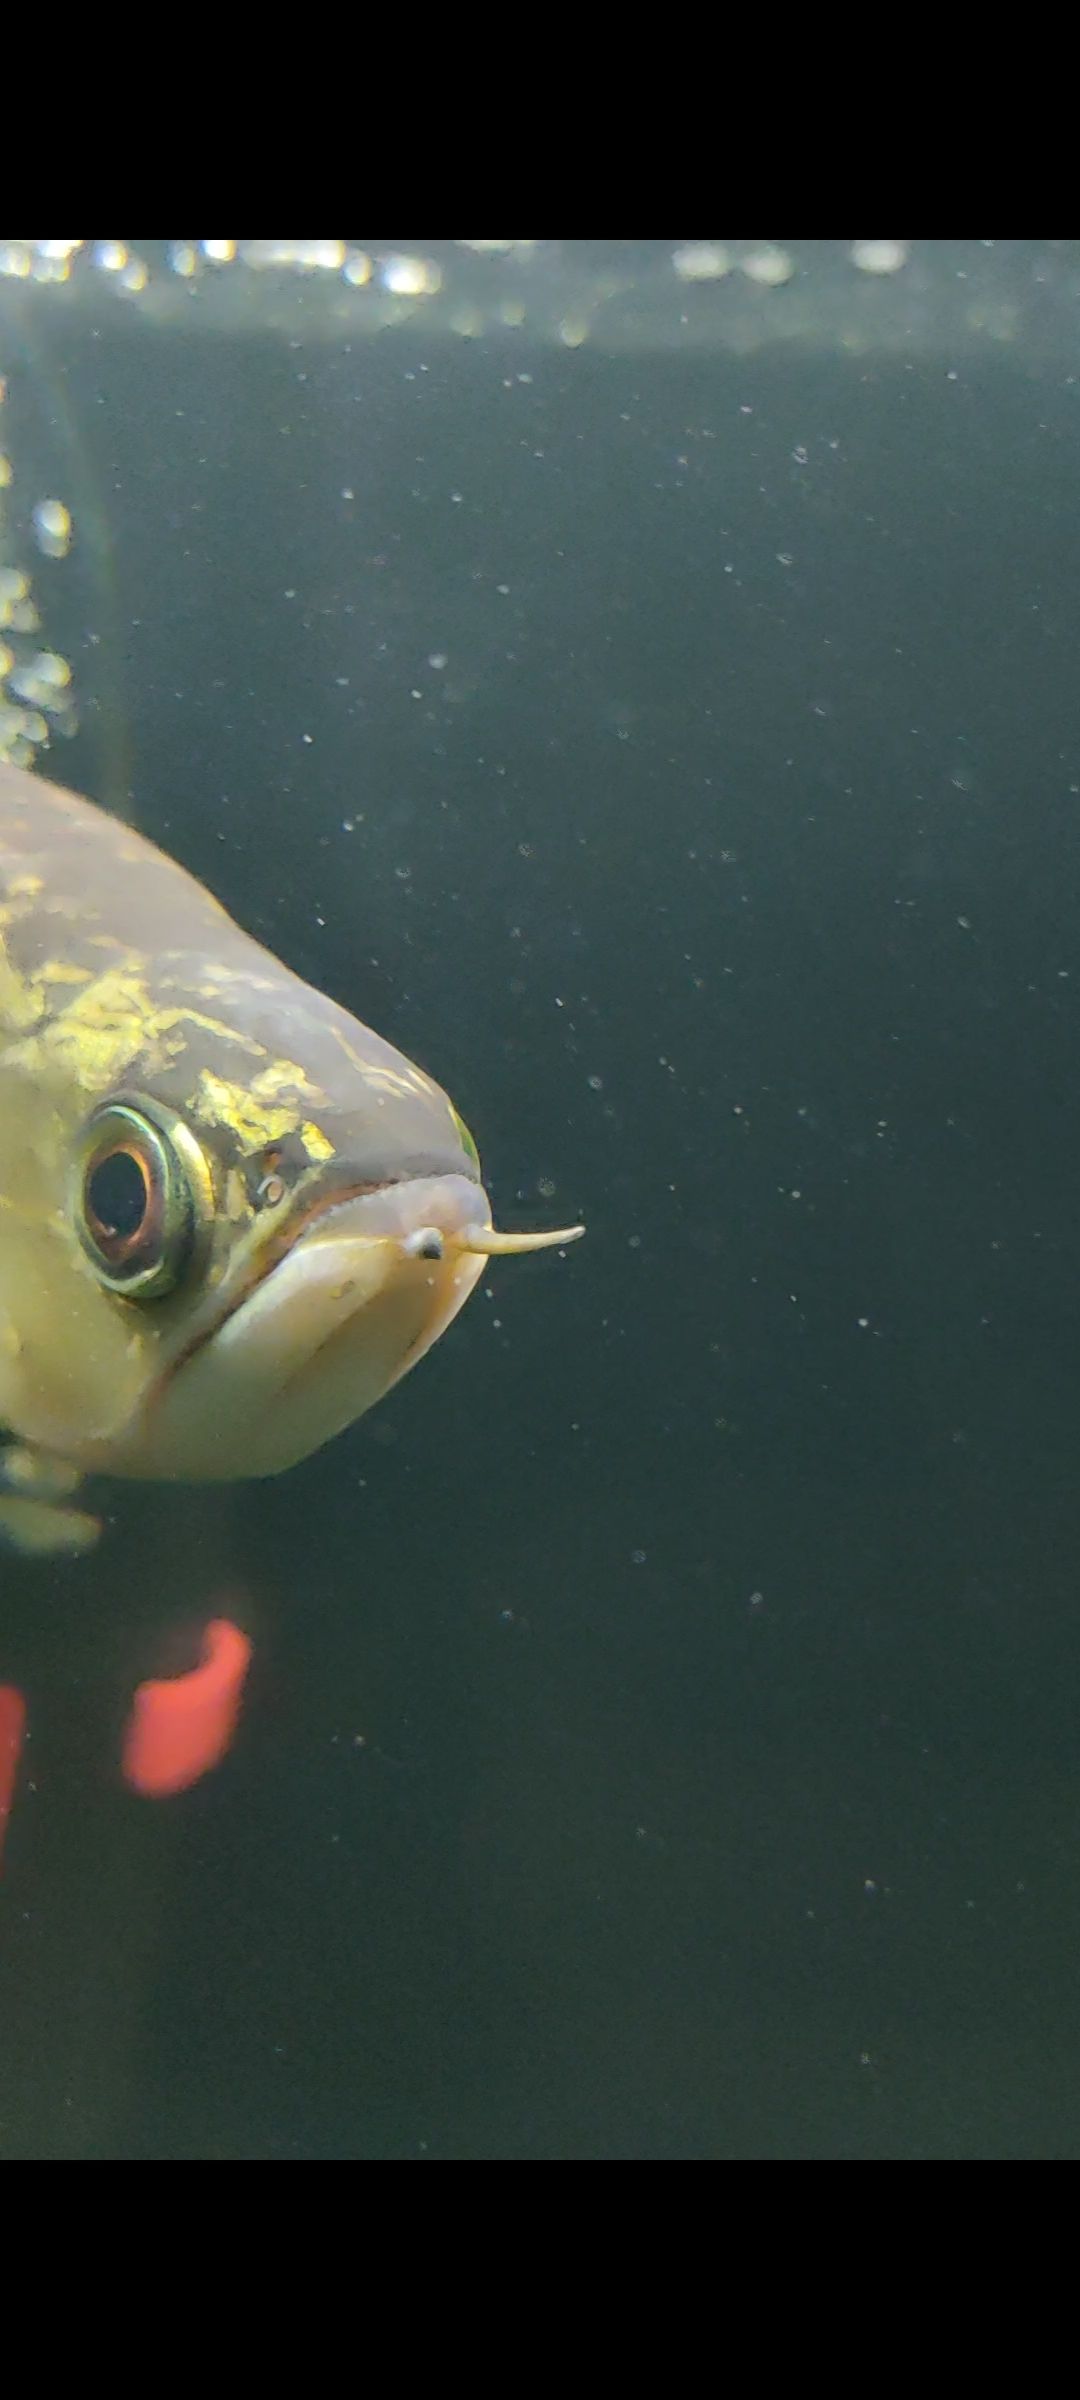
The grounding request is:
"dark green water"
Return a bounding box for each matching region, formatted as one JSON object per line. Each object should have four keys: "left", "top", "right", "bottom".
{"left": 2, "top": 296, "right": 1080, "bottom": 2157}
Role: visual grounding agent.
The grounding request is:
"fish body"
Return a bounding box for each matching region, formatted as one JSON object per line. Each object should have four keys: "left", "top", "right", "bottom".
{"left": 0, "top": 765, "right": 580, "bottom": 1549}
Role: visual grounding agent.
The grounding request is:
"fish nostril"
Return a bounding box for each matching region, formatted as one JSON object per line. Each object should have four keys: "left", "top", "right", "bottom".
{"left": 404, "top": 1226, "right": 444, "bottom": 1262}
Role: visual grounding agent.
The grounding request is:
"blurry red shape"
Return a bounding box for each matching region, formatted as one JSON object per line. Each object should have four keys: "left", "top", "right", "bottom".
{"left": 122, "top": 1619, "right": 253, "bottom": 1798}
{"left": 0, "top": 1686, "right": 27, "bottom": 1867}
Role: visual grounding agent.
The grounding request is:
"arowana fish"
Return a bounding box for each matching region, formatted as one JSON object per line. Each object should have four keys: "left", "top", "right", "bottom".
{"left": 0, "top": 764, "right": 582, "bottom": 1553}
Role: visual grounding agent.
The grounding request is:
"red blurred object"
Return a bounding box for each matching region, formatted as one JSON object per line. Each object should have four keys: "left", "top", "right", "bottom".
{"left": 122, "top": 1619, "right": 252, "bottom": 1798}
{"left": 0, "top": 1686, "right": 27, "bottom": 1868}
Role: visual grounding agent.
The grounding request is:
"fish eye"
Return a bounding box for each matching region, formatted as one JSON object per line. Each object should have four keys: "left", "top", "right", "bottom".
{"left": 450, "top": 1105, "right": 481, "bottom": 1175}
{"left": 74, "top": 1100, "right": 213, "bottom": 1299}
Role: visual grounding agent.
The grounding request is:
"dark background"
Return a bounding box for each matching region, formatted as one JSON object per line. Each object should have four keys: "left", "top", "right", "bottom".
{"left": 1, "top": 299, "right": 1079, "bottom": 2157}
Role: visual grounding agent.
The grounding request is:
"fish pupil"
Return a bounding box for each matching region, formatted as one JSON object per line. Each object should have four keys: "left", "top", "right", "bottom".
{"left": 87, "top": 1147, "right": 149, "bottom": 1243}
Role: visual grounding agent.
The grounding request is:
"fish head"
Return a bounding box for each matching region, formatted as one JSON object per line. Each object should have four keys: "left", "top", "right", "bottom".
{"left": 0, "top": 950, "right": 581, "bottom": 1483}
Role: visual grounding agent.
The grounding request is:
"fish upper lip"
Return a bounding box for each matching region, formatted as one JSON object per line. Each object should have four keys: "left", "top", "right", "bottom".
{"left": 260, "top": 1168, "right": 486, "bottom": 1260}
{"left": 155, "top": 1172, "right": 485, "bottom": 1401}
{"left": 253, "top": 1178, "right": 384, "bottom": 1266}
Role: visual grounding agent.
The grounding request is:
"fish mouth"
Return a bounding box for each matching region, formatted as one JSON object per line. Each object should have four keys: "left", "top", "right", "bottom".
{"left": 119, "top": 1176, "right": 581, "bottom": 1482}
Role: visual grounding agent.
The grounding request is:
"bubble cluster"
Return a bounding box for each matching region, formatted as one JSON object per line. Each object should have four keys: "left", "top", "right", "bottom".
{"left": 0, "top": 241, "right": 1052, "bottom": 362}
{"left": 0, "top": 378, "right": 76, "bottom": 765}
